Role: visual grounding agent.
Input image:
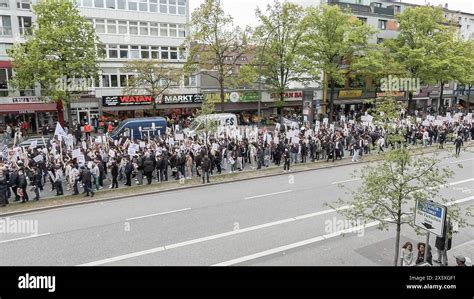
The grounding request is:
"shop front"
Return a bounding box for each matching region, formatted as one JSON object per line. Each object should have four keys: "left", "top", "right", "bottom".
{"left": 155, "top": 93, "right": 204, "bottom": 119}
{"left": 0, "top": 97, "right": 59, "bottom": 134}
{"left": 101, "top": 95, "right": 155, "bottom": 121}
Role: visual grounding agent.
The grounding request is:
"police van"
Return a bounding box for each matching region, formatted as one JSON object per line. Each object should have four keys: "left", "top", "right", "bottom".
{"left": 110, "top": 117, "right": 167, "bottom": 140}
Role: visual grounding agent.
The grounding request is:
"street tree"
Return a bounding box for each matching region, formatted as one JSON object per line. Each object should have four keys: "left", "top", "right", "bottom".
{"left": 185, "top": 0, "right": 251, "bottom": 112}
{"left": 9, "top": 0, "right": 102, "bottom": 122}
{"left": 301, "top": 5, "right": 375, "bottom": 124}
{"left": 330, "top": 99, "right": 472, "bottom": 266}
{"left": 243, "top": 0, "right": 307, "bottom": 113}
{"left": 384, "top": 6, "right": 455, "bottom": 112}
{"left": 122, "top": 60, "right": 182, "bottom": 116}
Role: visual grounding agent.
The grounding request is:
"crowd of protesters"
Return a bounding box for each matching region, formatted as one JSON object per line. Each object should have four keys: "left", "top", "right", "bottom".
{"left": 0, "top": 109, "right": 472, "bottom": 208}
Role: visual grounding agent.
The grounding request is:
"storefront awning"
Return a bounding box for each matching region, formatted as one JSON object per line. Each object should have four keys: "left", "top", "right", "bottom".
{"left": 0, "top": 103, "right": 57, "bottom": 114}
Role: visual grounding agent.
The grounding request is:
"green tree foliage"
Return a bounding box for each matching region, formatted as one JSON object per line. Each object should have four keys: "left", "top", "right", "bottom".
{"left": 122, "top": 60, "right": 182, "bottom": 115}
{"left": 185, "top": 0, "right": 251, "bottom": 112}
{"left": 249, "top": 0, "right": 307, "bottom": 107}
{"left": 301, "top": 5, "right": 375, "bottom": 123}
{"left": 9, "top": 0, "right": 102, "bottom": 104}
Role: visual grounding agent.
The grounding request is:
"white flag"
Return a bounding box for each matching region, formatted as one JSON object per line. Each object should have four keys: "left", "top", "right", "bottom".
{"left": 54, "top": 122, "right": 68, "bottom": 138}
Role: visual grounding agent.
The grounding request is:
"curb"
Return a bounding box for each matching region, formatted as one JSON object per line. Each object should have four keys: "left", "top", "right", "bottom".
{"left": 1, "top": 144, "right": 471, "bottom": 217}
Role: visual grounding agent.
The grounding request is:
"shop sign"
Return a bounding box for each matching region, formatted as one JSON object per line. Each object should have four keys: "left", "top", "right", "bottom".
{"left": 158, "top": 94, "right": 204, "bottom": 104}
{"left": 102, "top": 95, "right": 153, "bottom": 106}
{"left": 19, "top": 110, "right": 35, "bottom": 114}
{"left": 270, "top": 91, "right": 303, "bottom": 101}
{"left": 205, "top": 91, "right": 261, "bottom": 103}
{"left": 0, "top": 97, "right": 41, "bottom": 104}
{"left": 376, "top": 91, "right": 406, "bottom": 98}
{"left": 339, "top": 90, "right": 363, "bottom": 98}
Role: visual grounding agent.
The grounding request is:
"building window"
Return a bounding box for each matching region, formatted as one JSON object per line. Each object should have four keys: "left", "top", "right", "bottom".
{"left": 0, "top": 16, "right": 12, "bottom": 36}
{"left": 161, "top": 46, "right": 169, "bottom": 59}
{"left": 139, "top": 0, "right": 147, "bottom": 11}
{"left": 151, "top": 46, "right": 159, "bottom": 59}
{"left": 160, "top": 23, "right": 168, "bottom": 36}
{"left": 16, "top": 0, "right": 30, "bottom": 9}
{"left": 178, "top": 0, "right": 185, "bottom": 15}
{"left": 106, "top": 0, "right": 115, "bottom": 9}
{"left": 0, "top": 68, "right": 12, "bottom": 90}
{"left": 357, "top": 17, "right": 367, "bottom": 24}
{"left": 108, "top": 44, "right": 118, "bottom": 58}
{"left": 184, "top": 75, "right": 196, "bottom": 87}
{"left": 0, "top": 0, "right": 9, "bottom": 8}
{"left": 0, "top": 43, "right": 12, "bottom": 55}
{"left": 170, "top": 47, "right": 178, "bottom": 60}
{"left": 120, "top": 45, "right": 128, "bottom": 58}
{"left": 160, "top": 0, "right": 167, "bottom": 13}
{"left": 139, "top": 22, "right": 148, "bottom": 35}
{"left": 102, "top": 75, "right": 110, "bottom": 87}
{"left": 107, "top": 19, "right": 117, "bottom": 34}
{"left": 118, "top": 20, "right": 127, "bottom": 34}
{"left": 94, "top": 0, "right": 104, "bottom": 8}
{"left": 130, "top": 45, "right": 139, "bottom": 58}
{"left": 150, "top": 22, "right": 159, "bottom": 36}
{"left": 169, "top": 24, "right": 177, "bottom": 37}
{"left": 18, "top": 16, "right": 32, "bottom": 36}
{"left": 83, "top": 0, "right": 93, "bottom": 6}
{"left": 377, "top": 38, "right": 384, "bottom": 44}
{"left": 117, "top": 0, "right": 126, "bottom": 9}
{"left": 378, "top": 19, "right": 387, "bottom": 30}
{"left": 373, "top": 2, "right": 381, "bottom": 8}
{"left": 110, "top": 74, "right": 118, "bottom": 87}
{"left": 128, "top": 0, "right": 137, "bottom": 10}
{"left": 129, "top": 21, "right": 138, "bottom": 35}
{"left": 141, "top": 46, "right": 150, "bottom": 58}
{"left": 168, "top": 0, "right": 176, "bottom": 14}
{"left": 119, "top": 74, "right": 128, "bottom": 87}
{"left": 95, "top": 19, "right": 105, "bottom": 33}
{"left": 178, "top": 25, "right": 186, "bottom": 37}
{"left": 394, "top": 5, "right": 401, "bottom": 13}
{"left": 149, "top": 0, "right": 157, "bottom": 12}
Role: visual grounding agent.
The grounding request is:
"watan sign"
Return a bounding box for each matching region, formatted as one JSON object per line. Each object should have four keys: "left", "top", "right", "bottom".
{"left": 102, "top": 95, "right": 153, "bottom": 106}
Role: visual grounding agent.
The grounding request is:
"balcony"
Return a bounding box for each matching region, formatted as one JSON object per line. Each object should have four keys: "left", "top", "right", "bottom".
{"left": 0, "top": 26, "right": 12, "bottom": 36}
{"left": 328, "top": 0, "right": 371, "bottom": 13}
{"left": 373, "top": 6, "right": 394, "bottom": 16}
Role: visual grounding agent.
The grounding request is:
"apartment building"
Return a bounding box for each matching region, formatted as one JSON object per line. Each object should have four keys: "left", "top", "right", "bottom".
{"left": 0, "top": 0, "right": 196, "bottom": 133}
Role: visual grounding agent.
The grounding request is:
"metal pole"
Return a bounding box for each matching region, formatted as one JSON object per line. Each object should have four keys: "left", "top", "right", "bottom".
{"left": 423, "top": 232, "right": 430, "bottom": 263}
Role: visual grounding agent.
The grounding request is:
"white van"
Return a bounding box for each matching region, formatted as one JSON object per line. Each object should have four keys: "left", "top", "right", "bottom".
{"left": 185, "top": 113, "right": 238, "bottom": 136}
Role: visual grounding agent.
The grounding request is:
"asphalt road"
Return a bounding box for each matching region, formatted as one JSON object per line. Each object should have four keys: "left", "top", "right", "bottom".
{"left": 0, "top": 150, "right": 473, "bottom": 266}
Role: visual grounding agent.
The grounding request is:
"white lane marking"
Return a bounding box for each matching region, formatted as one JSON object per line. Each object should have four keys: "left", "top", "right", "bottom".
{"left": 0, "top": 233, "right": 51, "bottom": 244}
{"left": 446, "top": 158, "right": 474, "bottom": 164}
{"left": 244, "top": 190, "right": 293, "bottom": 200}
{"left": 331, "top": 178, "right": 361, "bottom": 185}
{"left": 212, "top": 196, "right": 474, "bottom": 266}
{"left": 212, "top": 221, "right": 380, "bottom": 266}
{"left": 78, "top": 205, "right": 348, "bottom": 266}
{"left": 125, "top": 208, "right": 191, "bottom": 221}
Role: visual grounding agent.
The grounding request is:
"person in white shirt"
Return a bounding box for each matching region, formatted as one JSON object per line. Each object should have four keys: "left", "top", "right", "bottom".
{"left": 400, "top": 241, "right": 414, "bottom": 266}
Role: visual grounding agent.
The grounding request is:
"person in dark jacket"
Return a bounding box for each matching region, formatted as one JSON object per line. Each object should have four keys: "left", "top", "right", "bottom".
{"left": 17, "top": 169, "right": 29, "bottom": 203}
{"left": 9, "top": 168, "right": 19, "bottom": 202}
{"left": 201, "top": 155, "right": 211, "bottom": 184}
{"left": 0, "top": 163, "right": 8, "bottom": 207}
{"left": 454, "top": 135, "right": 463, "bottom": 157}
{"left": 32, "top": 167, "right": 42, "bottom": 201}
{"left": 283, "top": 148, "right": 290, "bottom": 172}
{"left": 81, "top": 167, "right": 94, "bottom": 197}
{"left": 110, "top": 161, "right": 119, "bottom": 189}
{"left": 124, "top": 159, "right": 133, "bottom": 186}
{"left": 434, "top": 221, "right": 452, "bottom": 266}
{"left": 143, "top": 156, "right": 155, "bottom": 185}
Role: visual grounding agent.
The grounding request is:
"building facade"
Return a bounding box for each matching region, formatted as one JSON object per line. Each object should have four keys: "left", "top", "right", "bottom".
{"left": 0, "top": 0, "right": 197, "bottom": 133}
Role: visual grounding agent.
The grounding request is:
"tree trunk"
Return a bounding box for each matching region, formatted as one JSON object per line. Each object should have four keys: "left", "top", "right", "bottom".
{"left": 279, "top": 91, "right": 284, "bottom": 124}
{"left": 220, "top": 78, "right": 225, "bottom": 113}
{"left": 329, "top": 77, "right": 335, "bottom": 125}
{"left": 394, "top": 218, "right": 401, "bottom": 266}
{"left": 438, "top": 81, "right": 445, "bottom": 113}
{"left": 466, "top": 84, "right": 471, "bottom": 114}
{"left": 408, "top": 92, "right": 414, "bottom": 114}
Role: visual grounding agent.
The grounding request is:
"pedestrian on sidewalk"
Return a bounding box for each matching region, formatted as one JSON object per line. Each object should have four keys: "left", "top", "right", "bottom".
{"left": 201, "top": 154, "right": 211, "bottom": 184}
{"left": 454, "top": 135, "right": 463, "bottom": 157}
{"left": 283, "top": 148, "right": 290, "bottom": 172}
{"left": 415, "top": 242, "right": 433, "bottom": 265}
{"left": 400, "top": 242, "right": 414, "bottom": 266}
{"left": 81, "top": 166, "right": 94, "bottom": 198}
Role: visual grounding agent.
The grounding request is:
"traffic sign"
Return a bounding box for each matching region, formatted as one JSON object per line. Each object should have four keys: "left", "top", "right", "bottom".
{"left": 414, "top": 200, "right": 447, "bottom": 237}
